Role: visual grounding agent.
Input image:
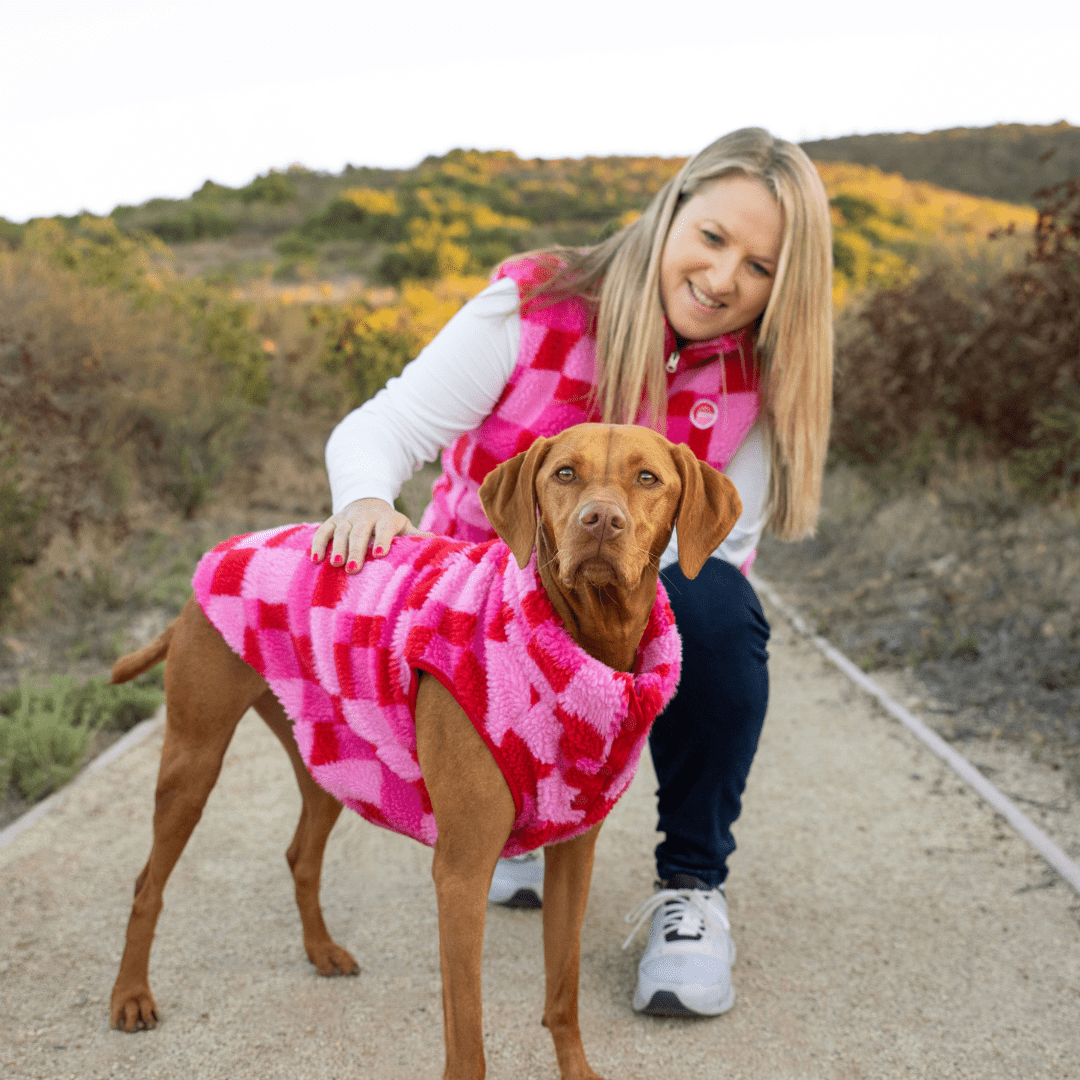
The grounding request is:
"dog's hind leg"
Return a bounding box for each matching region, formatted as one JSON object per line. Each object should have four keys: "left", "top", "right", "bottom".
{"left": 111, "top": 598, "right": 266, "bottom": 1032}
{"left": 252, "top": 691, "right": 359, "bottom": 977}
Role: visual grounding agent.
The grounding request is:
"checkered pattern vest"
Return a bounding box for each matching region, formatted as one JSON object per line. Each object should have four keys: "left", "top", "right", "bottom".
{"left": 420, "top": 257, "right": 761, "bottom": 541}
{"left": 192, "top": 524, "right": 681, "bottom": 856}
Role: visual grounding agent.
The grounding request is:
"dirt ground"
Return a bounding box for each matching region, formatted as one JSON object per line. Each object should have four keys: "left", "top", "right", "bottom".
{"left": 1, "top": 591, "right": 1078, "bottom": 1080}
{"left": 758, "top": 463, "right": 1080, "bottom": 782}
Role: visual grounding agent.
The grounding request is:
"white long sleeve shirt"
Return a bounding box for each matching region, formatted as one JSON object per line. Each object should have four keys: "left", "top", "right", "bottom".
{"left": 325, "top": 278, "right": 771, "bottom": 571}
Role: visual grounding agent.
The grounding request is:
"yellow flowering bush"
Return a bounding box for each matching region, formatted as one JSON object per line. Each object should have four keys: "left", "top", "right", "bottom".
{"left": 312, "top": 275, "right": 488, "bottom": 405}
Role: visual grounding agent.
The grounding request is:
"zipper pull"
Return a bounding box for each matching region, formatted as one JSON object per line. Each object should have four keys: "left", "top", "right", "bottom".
{"left": 665, "top": 350, "right": 680, "bottom": 373}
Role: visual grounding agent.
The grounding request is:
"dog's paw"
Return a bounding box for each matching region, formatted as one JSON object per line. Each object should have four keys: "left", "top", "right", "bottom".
{"left": 307, "top": 940, "right": 360, "bottom": 977}
{"left": 110, "top": 983, "right": 159, "bottom": 1032}
{"left": 561, "top": 1067, "right": 609, "bottom": 1080}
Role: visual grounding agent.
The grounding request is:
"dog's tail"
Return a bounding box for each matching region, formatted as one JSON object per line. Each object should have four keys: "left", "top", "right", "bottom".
{"left": 111, "top": 621, "right": 176, "bottom": 684}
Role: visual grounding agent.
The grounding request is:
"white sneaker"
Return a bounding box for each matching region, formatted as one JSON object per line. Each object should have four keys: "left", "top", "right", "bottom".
{"left": 487, "top": 852, "right": 543, "bottom": 907}
{"left": 623, "top": 873, "right": 736, "bottom": 1016}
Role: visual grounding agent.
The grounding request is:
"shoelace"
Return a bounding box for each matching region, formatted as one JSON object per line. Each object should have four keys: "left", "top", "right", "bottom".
{"left": 621, "top": 887, "right": 730, "bottom": 951}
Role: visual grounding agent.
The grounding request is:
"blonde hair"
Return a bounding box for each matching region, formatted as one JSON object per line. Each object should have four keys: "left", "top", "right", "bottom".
{"left": 512, "top": 128, "right": 834, "bottom": 540}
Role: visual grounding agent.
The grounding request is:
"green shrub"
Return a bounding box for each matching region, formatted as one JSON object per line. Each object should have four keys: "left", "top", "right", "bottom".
{"left": 311, "top": 276, "right": 486, "bottom": 407}
{"left": 274, "top": 233, "right": 319, "bottom": 258}
{"left": 370, "top": 189, "right": 529, "bottom": 284}
{"left": 1010, "top": 392, "right": 1080, "bottom": 498}
{"left": 142, "top": 204, "right": 241, "bottom": 243}
{"left": 23, "top": 216, "right": 174, "bottom": 300}
{"left": 238, "top": 170, "right": 297, "bottom": 206}
{"left": 191, "top": 179, "right": 238, "bottom": 201}
{"left": 317, "top": 302, "right": 416, "bottom": 405}
{"left": 0, "top": 216, "right": 23, "bottom": 250}
{"left": 92, "top": 671, "right": 164, "bottom": 728}
{"left": 831, "top": 193, "right": 879, "bottom": 226}
{"left": 194, "top": 292, "right": 272, "bottom": 405}
{"left": 301, "top": 187, "right": 404, "bottom": 242}
{"left": 0, "top": 674, "right": 163, "bottom": 801}
{"left": 377, "top": 243, "right": 444, "bottom": 284}
{"left": 0, "top": 677, "right": 94, "bottom": 800}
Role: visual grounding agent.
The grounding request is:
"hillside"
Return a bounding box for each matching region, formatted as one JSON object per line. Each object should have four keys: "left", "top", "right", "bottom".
{"left": 1, "top": 145, "right": 1077, "bottom": 829}
{"left": 814, "top": 160, "right": 1033, "bottom": 304}
{"left": 0, "top": 149, "right": 1036, "bottom": 310}
{"left": 800, "top": 121, "right": 1080, "bottom": 206}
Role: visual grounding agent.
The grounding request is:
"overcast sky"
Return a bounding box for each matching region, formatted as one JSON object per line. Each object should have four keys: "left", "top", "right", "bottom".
{"left": 3, "top": 0, "right": 1078, "bottom": 222}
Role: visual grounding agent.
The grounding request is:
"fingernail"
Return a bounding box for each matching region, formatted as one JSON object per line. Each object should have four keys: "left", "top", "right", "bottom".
{"left": 311, "top": 552, "right": 321, "bottom": 563}
{"left": 373, "top": 546, "right": 384, "bottom": 556}
{"left": 331, "top": 554, "right": 343, "bottom": 566}
{"left": 346, "top": 560, "right": 358, "bottom": 573}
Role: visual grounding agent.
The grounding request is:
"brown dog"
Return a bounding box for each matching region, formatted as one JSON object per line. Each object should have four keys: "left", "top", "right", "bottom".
{"left": 109, "top": 423, "right": 741, "bottom": 1080}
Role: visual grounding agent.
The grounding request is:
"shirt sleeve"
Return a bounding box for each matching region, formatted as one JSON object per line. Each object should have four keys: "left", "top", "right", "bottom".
{"left": 325, "top": 277, "right": 521, "bottom": 513}
{"left": 657, "top": 418, "right": 772, "bottom": 573}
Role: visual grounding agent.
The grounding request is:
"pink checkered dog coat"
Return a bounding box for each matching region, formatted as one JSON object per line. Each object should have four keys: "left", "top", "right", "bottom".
{"left": 192, "top": 524, "right": 682, "bottom": 856}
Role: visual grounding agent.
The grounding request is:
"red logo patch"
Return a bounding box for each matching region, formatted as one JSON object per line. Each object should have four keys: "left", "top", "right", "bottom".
{"left": 689, "top": 399, "right": 718, "bottom": 430}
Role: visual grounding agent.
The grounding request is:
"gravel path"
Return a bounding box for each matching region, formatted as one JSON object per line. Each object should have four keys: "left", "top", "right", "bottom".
{"left": 2, "top": 595, "right": 1078, "bottom": 1080}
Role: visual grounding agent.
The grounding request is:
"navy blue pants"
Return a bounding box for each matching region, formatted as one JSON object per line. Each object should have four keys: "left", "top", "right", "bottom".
{"left": 650, "top": 558, "right": 770, "bottom": 888}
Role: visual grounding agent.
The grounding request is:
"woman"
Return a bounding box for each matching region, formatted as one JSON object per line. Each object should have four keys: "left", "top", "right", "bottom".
{"left": 311, "top": 127, "right": 834, "bottom": 1017}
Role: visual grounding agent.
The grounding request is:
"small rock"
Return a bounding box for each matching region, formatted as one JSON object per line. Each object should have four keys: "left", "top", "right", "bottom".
{"left": 928, "top": 554, "right": 957, "bottom": 577}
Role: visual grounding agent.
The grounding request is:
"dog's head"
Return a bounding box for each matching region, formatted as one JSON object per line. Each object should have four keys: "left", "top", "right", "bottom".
{"left": 478, "top": 423, "right": 742, "bottom": 589}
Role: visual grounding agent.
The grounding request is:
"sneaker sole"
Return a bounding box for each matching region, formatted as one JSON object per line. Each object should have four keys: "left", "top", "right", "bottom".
{"left": 492, "top": 887, "right": 542, "bottom": 909}
{"left": 637, "top": 988, "right": 735, "bottom": 1017}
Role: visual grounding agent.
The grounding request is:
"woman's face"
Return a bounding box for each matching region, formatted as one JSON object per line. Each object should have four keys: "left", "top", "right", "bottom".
{"left": 659, "top": 174, "right": 783, "bottom": 341}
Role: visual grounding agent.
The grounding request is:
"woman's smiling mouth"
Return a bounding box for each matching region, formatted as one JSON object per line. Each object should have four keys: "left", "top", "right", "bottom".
{"left": 688, "top": 280, "right": 725, "bottom": 309}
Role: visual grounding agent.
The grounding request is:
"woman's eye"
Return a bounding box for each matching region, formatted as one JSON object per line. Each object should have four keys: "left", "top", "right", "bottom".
{"left": 639, "top": 471, "right": 657, "bottom": 485}
{"left": 556, "top": 467, "right": 575, "bottom": 482}
{"left": 749, "top": 261, "right": 771, "bottom": 277}
{"left": 702, "top": 229, "right": 722, "bottom": 245}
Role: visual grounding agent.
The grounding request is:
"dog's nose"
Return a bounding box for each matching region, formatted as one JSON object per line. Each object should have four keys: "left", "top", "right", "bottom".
{"left": 578, "top": 501, "right": 625, "bottom": 542}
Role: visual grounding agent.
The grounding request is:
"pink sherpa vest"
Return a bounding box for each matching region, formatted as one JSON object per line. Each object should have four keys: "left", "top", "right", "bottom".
{"left": 420, "top": 257, "right": 761, "bottom": 543}
{"left": 192, "top": 524, "right": 681, "bottom": 857}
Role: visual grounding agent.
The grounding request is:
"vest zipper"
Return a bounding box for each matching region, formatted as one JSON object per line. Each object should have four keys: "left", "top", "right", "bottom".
{"left": 665, "top": 351, "right": 680, "bottom": 373}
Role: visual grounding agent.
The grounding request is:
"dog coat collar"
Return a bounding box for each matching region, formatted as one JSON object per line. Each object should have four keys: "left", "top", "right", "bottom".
{"left": 192, "top": 524, "right": 681, "bottom": 857}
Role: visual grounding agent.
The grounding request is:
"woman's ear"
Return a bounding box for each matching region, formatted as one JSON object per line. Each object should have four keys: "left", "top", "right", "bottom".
{"left": 670, "top": 443, "right": 743, "bottom": 579}
{"left": 478, "top": 436, "right": 554, "bottom": 568}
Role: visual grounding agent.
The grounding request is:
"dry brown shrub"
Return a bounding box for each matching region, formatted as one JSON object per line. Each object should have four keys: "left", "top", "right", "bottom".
{"left": 832, "top": 179, "right": 1080, "bottom": 492}
{"left": 0, "top": 249, "right": 249, "bottom": 535}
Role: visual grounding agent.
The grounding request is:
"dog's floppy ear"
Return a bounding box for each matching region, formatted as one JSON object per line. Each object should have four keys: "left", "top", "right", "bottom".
{"left": 670, "top": 443, "right": 744, "bottom": 580}
{"left": 479, "top": 436, "right": 555, "bottom": 568}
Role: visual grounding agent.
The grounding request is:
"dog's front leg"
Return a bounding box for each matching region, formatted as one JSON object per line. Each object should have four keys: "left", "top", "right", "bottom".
{"left": 542, "top": 826, "right": 608, "bottom": 1080}
{"left": 415, "top": 674, "right": 515, "bottom": 1080}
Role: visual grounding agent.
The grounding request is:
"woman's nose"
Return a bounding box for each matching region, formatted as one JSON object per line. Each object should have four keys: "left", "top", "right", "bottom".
{"left": 704, "top": 253, "right": 738, "bottom": 295}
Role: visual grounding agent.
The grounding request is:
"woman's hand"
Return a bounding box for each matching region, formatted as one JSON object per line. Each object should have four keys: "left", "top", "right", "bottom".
{"left": 310, "top": 498, "right": 429, "bottom": 573}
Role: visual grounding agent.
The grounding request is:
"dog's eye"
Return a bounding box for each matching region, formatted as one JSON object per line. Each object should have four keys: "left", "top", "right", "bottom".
{"left": 555, "top": 467, "right": 575, "bottom": 482}
{"left": 638, "top": 471, "right": 658, "bottom": 486}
